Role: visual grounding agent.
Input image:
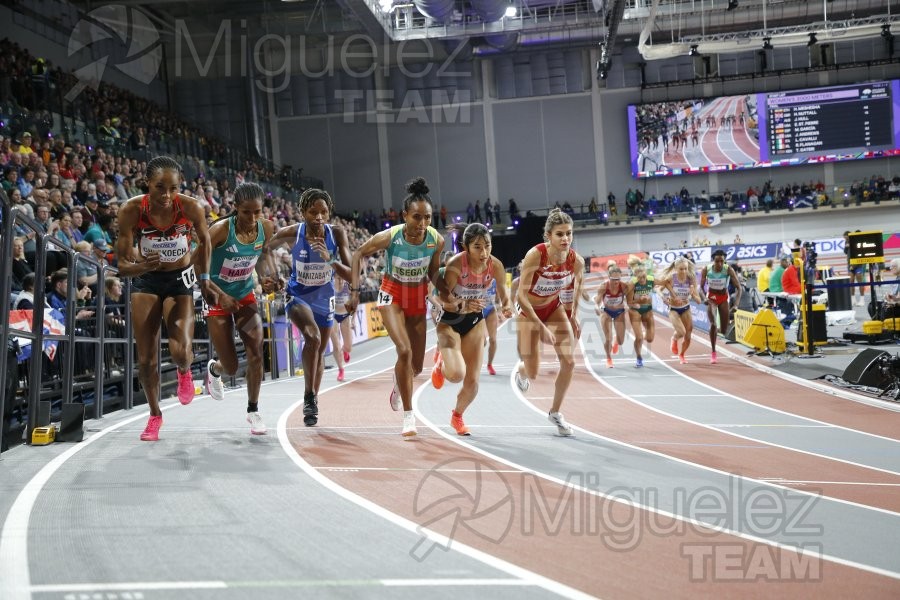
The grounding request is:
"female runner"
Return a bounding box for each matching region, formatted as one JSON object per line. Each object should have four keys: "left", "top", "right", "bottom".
{"left": 700, "top": 249, "right": 741, "bottom": 364}
{"left": 595, "top": 261, "right": 628, "bottom": 368}
{"left": 626, "top": 262, "right": 655, "bottom": 367}
{"left": 658, "top": 257, "right": 703, "bottom": 364}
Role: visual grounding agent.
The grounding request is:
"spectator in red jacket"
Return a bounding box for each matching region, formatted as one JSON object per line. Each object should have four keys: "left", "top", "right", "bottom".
{"left": 782, "top": 261, "right": 801, "bottom": 295}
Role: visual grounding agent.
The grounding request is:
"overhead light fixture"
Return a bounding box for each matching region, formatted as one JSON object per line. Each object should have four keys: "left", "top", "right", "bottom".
{"left": 727, "top": 0, "right": 739, "bottom": 11}
{"left": 505, "top": 4, "right": 517, "bottom": 18}
{"left": 762, "top": 37, "right": 773, "bottom": 50}
{"left": 807, "top": 33, "right": 818, "bottom": 46}
{"left": 689, "top": 45, "right": 700, "bottom": 56}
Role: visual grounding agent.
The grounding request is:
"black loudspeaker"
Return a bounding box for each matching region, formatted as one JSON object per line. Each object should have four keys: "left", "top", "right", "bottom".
{"left": 58, "top": 403, "right": 85, "bottom": 442}
{"left": 842, "top": 349, "right": 890, "bottom": 388}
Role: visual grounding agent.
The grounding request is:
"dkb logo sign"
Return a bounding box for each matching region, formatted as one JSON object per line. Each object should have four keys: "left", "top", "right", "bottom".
{"left": 66, "top": 5, "right": 162, "bottom": 101}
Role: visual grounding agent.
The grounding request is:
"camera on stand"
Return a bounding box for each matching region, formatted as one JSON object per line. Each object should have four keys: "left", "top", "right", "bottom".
{"left": 877, "top": 353, "right": 900, "bottom": 400}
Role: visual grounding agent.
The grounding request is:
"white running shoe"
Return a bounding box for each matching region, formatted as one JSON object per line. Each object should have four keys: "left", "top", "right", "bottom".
{"left": 247, "top": 412, "right": 267, "bottom": 435}
{"left": 514, "top": 362, "right": 530, "bottom": 392}
{"left": 389, "top": 374, "right": 401, "bottom": 411}
{"left": 206, "top": 359, "right": 225, "bottom": 401}
{"left": 402, "top": 411, "right": 417, "bottom": 437}
{"left": 548, "top": 412, "right": 574, "bottom": 437}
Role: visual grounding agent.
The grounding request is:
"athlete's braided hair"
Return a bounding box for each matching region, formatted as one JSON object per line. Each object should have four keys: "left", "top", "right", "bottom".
{"left": 404, "top": 177, "right": 432, "bottom": 212}
{"left": 146, "top": 156, "right": 182, "bottom": 180}
{"left": 233, "top": 182, "right": 264, "bottom": 209}
{"left": 299, "top": 188, "right": 334, "bottom": 216}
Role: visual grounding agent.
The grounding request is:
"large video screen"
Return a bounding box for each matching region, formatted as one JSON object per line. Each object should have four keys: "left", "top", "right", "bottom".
{"left": 628, "top": 80, "right": 900, "bottom": 178}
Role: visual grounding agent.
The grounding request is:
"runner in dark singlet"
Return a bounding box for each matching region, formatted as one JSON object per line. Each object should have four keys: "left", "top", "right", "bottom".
{"left": 114, "top": 156, "right": 220, "bottom": 441}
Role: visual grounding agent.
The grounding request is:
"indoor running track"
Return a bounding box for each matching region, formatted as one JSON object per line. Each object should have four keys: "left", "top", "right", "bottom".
{"left": 1, "top": 304, "right": 899, "bottom": 599}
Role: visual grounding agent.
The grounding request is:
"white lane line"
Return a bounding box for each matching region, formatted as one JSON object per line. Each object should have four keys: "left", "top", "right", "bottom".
{"left": 415, "top": 364, "right": 900, "bottom": 581}
{"left": 710, "top": 424, "right": 835, "bottom": 429}
{"left": 30, "top": 578, "right": 533, "bottom": 593}
{"left": 31, "top": 582, "right": 227, "bottom": 592}
{"left": 631, "top": 394, "right": 726, "bottom": 398}
{"left": 651, "top": 313, "right": 900, "bottom": 414}
{"left": 760, "top": 480, "right": 900, "bottom": 487}
{"left": 316, "top": 467, "right": 526, "bottom": 473}
{"left": 382, "top": 578, "right": 534, "bottom": 587}
{"left": 0, "top": 330, "right": 422, "bottom": 600}
{"left": 572, "top": 334, "right": 900, "bottom": 514}
{"left": 636, "top": 442, "right": 771, "bottom": 448}
{"left": 279, "top": 365, "right": 593, "bottom": 600}
{"left": 630, "top": 328, "right": 900, "bottom": 467}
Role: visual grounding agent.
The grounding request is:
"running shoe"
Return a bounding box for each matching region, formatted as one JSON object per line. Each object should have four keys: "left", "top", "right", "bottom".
{"left": 606, "top": 358, "right": 614, "bottom": 369}
{"left": 389, "top": 374, "right": 401, "bottom": 411}
{"left": 670, "top": 337, "right": 679, "bottom": 355}
{"left": 343, "top": 350, "right": 351, "bottom": 363}
{"left": 450, "top": 410, "right": 470, "bottom": 436}
{"left": 247, "top": 412, "right": 268, "bottom": 435}
{"left": 635, "top": 356, "right": 644, "bottom": 368}
{"left": 402, "top": 411, "right": 417, "bottom": 437}
{"left": 514, "top": 362, "right": 530, "bottom": 392}
{"left": 679, "top": 354, "right": 687, "bottom": 365}
{"left": 431, "top": 357, "right": 445, "bottom": 389}
{"left": 206, "top": 359, "right": 225, "bottom": 402}
{"left": 337, "top": 368, "right": 345, "bottom": 382}
{"left": 140, "top": 415, "right": 162, "bottom": 441}
{"left": 303, "top": 392, "right": 318, "bottom": 427}
{"left": 548, "top": 412, "right": 574, "bottom": 437}
{"left": 176, "top": 369, "right": 195, "bottom": 405}
{"left": 611, "top": 341, "right": 619, "bottom": 355}
{"left": 710, "top": 351, "right": 718, "bottom": 365}
{"left": 486, "top": 363, "right": 496, "bottom": 376}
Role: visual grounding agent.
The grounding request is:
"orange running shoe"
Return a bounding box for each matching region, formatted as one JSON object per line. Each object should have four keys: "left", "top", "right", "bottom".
{"left": 671, "top": 337, "right": 679, "bottom": 355}
{"left": 611, "top": 341, "right": 619, "bottom": 355}
{"left": 679, "top": 354, "right": 687, "bottom": 365}
{"left": 606, "top": 358, "right": 614, "bottom": 369}
{"left": 450, "top": 410, "right": 470, "bottom": 436}
{"left": 431, "top": 358, "right": 445, "bottom": 389}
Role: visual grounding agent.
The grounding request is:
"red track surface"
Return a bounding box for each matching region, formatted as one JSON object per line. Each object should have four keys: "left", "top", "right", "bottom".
{"left": 287, "top": 341, "right": 899, "bottom": 597}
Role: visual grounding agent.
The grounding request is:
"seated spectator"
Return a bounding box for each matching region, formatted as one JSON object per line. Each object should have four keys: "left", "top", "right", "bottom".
{"left": 11, "top": 237, "right": 33, "bottom": 292}
{"left": 47, "top": 268, "right": 94, "bottom": 324}
{"left": 14, "top": 273, "right": 38, "bottom": 310}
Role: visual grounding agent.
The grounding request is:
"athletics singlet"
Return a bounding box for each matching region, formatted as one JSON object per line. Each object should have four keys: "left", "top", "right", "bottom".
{"left": 134, "top": 194, "right": 193, "bottom": 263}
{"left": 527, "top": 243, "right": 575, "bottom": 298}
{"left": 210, "top": 219, "right": 264, "bottom": 300}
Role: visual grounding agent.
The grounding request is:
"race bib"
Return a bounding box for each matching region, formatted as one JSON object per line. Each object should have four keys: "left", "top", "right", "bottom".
{"left": 180, "top": 265, "right": 197, "bottom": 288}
{"left": 390, "top": 256, "right": 430, "bottom": 283}
{"left": 219, "top": 255, "right": 259, "bottom": 283}
{"left": 377, "top": 290, "right": 393, "bottom": 307}
{"left": 294, "top": 261, "right": 331, "bottom": 287}
{"left": 141, "top": 235, "right": 190, "bottom": 263}
{"left": 559, "top": 288, "right": 575, "bottom": 304}
{"left": 531, "top": 272, "right": 572, "bottom": 296}
{"left": 329, "top": 296, "right": 336, "bottom": 313}
{"left": 707, "top": 277, "right": 728, "bottom": 290}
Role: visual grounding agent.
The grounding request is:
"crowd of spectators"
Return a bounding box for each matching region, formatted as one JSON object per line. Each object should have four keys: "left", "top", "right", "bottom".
{"left": 0, "top": 38, "right": 286, "bottom": 188}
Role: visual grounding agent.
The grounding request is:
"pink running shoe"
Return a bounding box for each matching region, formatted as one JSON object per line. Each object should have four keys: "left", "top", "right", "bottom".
{"left": 343, "top": 351, "right": 351, "bottom": 363}
{"left": 176, "top": 370, "right": 194, "bottom": 405}
{"left": 611, "top": 342, "right": 619, "bottom": 355}
{"left": 486, "top": 363, "right": 496, "bottom": 376}
{"left": 710, "top": 351, "right": 718, "bottom": 365}
{"left": 679, "top": 354, "right": 688, "bottom": 365}
{"left": 140, "top": 415, "right": 162, "bottom": 441}
{"left": 337, "top": 368, "right": 345, "bottom": 382}
{"left": 670, "top": 337, "right": 679, "bottom": 355}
